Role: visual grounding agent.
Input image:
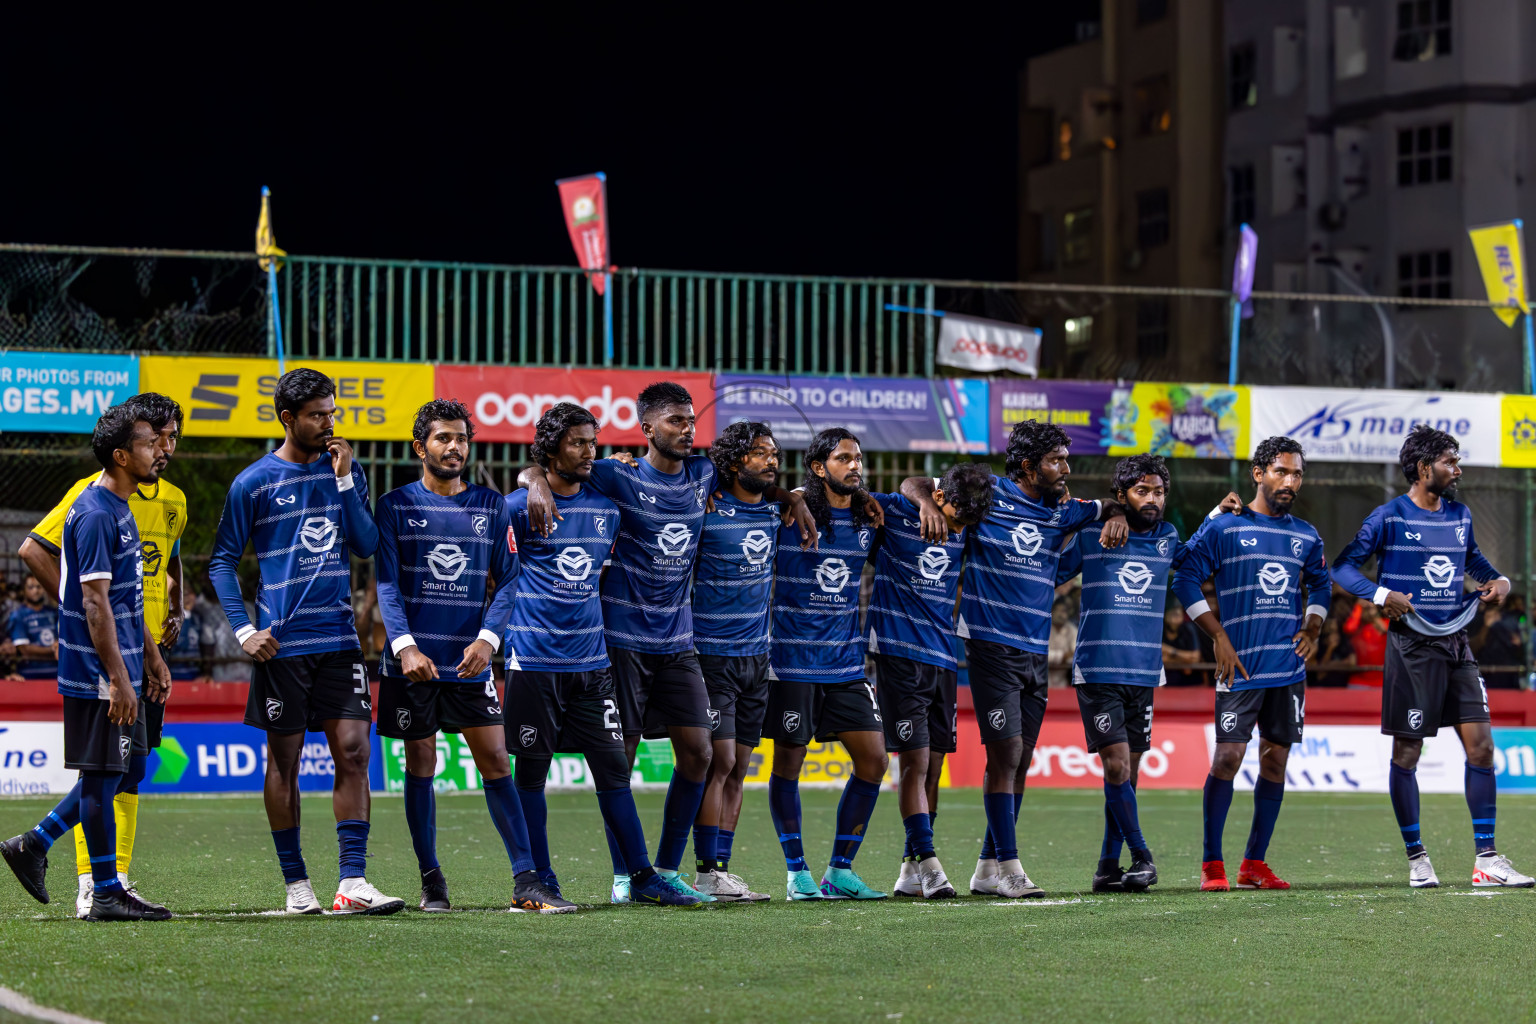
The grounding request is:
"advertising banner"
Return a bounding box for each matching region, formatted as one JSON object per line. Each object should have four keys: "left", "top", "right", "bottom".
{"left": 1500, "top": 394, "right": 1536, "bottom": 467}
{"left": 1249, "top": 386, "right": 1501, "bottom": 466}
{"left": 434, "top": 365, "right": 716, "bottom": 447}
{"left": 714, "top": 375, "right": 988, "bottom": 453}
{"left": 989, "top": 380, "right": 1121, "bottom": 454}
{"left": 0, "top": 722, "right": 73, "bottom": 796}
{"left": 0, "top": 352, "right": 137, "bottom": 434}
{"left": 935, "top": 314, "right": 1041, "bottom": 376}
{"left": 944, "top": 720, "right": 1209, "bottom": 790}
{"left": 1107, "top": 383, "right": 1248, "bottom": 459}
{"left": 1467, "top": 220, "right": 1528, "bottom": 328}
{"left": 380, "top": 733, "right": 677, "bottom": 791}
{"left": 140, "top": 356, "right": 433, "bottom": 441}
{"left": 556, "top": 172, "right": 609, "bottom": 294}
{"left": 140, "top": 724, "right": 385, "bottom": 794}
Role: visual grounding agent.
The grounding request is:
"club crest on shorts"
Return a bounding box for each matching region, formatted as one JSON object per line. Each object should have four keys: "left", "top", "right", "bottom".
{"left": 988, "top": 708, "right": 1006, "bottom": 731}
{"left": 896, "top": 719, "right": 913, "bottom": 742}
{"left": 119, "top": 735, "right": 132, "bottom": 762}
{"left": 266, "top": 698, "right": 284, "bottom": 721}
{"left": 396, "top": 708, "right": 412, "bottom": 732}
{"left": 782, "top": 711, "right": 801, "bottom": 733}
{"left": 1094, "top": 713, "right": 1112, "bottom": 734}
{"left": 708, "top": 707, "right": 721, "bottom": 731}
{"left": 1408, "top": 709, "right": 1424, "bottom": 730}
{"left": 519, "top": 725, "right": 538, "bottom": 747}
{"left": 1220, "top": 711, "right": 1237, "bottom": 732}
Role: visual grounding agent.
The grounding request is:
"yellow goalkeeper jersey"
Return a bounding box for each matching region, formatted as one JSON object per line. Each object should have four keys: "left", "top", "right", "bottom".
{"left": 30, "top": 473, "right": 188, "bottom": 646}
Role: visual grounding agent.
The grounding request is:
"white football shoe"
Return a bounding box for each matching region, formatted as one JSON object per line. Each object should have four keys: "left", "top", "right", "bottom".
{"left": 76, "top": 874, "right": 93, "bottom": 920}
{"left": 285, "top": 878, "right": 323, "bottom": 915}
{"left": 893, "top": 860, "right": 924, "bottom": 897}
{"left": 695, "top": 869, "right": 770, "bottom": 902}
{"left": 1408, "top": 854, "right": 1439, "bottom": 889}
{"left": 332, "top": 877, "right": 406, "bottom": 915}
{"left": 994, "top": 859, "right": 1045, "bottom": 899}
{"left": 1473, "top": 852, "right": 1535, "bottom": 888}
{"left": 611, "top": 873, "right": 631, "bottom": 905}
{"left": 918, "top": 857, "right": 957, "bottom": 899}
{"left": 969, "top": 858, "right": 1000, "bottom": 895}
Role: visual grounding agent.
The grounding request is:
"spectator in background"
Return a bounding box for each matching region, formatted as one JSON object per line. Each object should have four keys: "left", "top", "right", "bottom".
{"left": 1309, "top": 617, "right": 1356, "bottom": 687}
{"left": 1473, "top": 592, "right": 1526, "bottom": 690}
{"left": 167, "top": 589, "right": 207, "bottom": 682}
{"left": 7, "top": 574, "right": 58, "bottom": 680}
{"left": 1047, "top": 597, "right": 1076, "bottom": 688}
{"left": 1161, "top": 600, "right": 1204, "bottom": 685}
{"left": 1343, "top": 598, "right": 1389, "bottom": 688}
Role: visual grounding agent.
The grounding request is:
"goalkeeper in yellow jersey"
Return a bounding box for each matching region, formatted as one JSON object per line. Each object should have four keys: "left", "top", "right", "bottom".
{"left": 19, "top": 393, "right": 187, "bottom": 917}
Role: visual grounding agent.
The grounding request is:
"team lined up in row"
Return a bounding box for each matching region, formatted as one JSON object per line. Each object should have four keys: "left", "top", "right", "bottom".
{"left": 2, "top": 369, "right": 1527, "bottom": 921}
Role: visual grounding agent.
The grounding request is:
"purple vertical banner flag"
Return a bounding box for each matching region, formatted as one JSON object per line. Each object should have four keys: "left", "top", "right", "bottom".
{"left": 988, "top": 380, "right": 1119, "bottom": 454}
{"left": 1233, "top": 223, "right": 1258, "bottom": 319}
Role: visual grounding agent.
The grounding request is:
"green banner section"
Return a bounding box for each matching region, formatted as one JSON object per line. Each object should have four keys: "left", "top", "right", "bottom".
{"left": 380, "top": 733, "right": 677, "bottom": 792}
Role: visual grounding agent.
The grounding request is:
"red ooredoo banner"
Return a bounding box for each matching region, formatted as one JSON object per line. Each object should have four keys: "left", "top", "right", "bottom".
{"left": 556, "top": 172, "right": 608, "bottom": 295}
{"left": 434, "top": 365, "right": 717, "bottom": 447}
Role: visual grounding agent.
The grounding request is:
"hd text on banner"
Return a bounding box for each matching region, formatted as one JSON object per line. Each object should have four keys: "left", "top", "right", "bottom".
{"left": 434, "top": 365, "right": 716, "bottom": 447}
{"left": 0, "top": 351, "right": 137, "bottom": 434}
{"left": 1249, "top": 386, "right": 1501, "bottom": 465}
{"left": 140, "top": 356, "right": 434, "bottom": 440}
{"left": 989, "top": 379, "right": 1125, "bottom": 454}
{"left": 715, "top": 375, "right": 989, "bottom": 453}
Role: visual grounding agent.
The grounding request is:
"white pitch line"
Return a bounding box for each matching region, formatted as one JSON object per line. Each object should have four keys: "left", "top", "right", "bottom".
{"left": 0, "top": 986, "right": 104, "bottom": 1024}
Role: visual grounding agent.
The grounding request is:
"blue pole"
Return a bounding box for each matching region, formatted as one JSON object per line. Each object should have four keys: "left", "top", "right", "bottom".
{"left": 1227, "top": 297, "right": 1241, "bottom": 387}
{"left": 604, "top": 272, "right": 614, "bottom": 365}
{"left": 883, "top": 303, "right": 945, "bottom": 317}
{"left": 268, "top": 263, "right": 285, "bottom": 376}
{"left": 1525, "top": 310, "right": 1536, "bottom": 395}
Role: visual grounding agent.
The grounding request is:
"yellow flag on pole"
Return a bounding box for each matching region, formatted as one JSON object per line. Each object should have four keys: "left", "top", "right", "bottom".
{"left": 1468, "top": 219, "right": 1527, "bottom": 327}
{"left": 256, "top": 186, "right": 287, "bottom": 273}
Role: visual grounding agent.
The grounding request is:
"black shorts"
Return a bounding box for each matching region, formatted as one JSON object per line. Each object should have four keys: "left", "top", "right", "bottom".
{"left": 144, "top": 697, "right": 165, "bottom": 750}
{"left": 244, "top": 649, "right": 373, "bottom": 734}
{"left": 1076, "top": 683, "right": 1155, "bottom": 754}
{"left": 504, "top": 668, "right": 625, "bottom": 758}
{"left": 377, "top": 676, "right": 504, "bottom": 740}
{"left": 1382, "top": 627, "right": 1490, "bottom": 738}
{"left": 609, "top": 647, "right": 711, "bottom": 738}
{"left": 63, "top": 696, "right": 149, "bottom": 773}
{"left": 1214, "top": 681, "right": 1306, "bottom": 746}
{"left": 873, "top": 654, "right": 958, "bottom": 754}
{"left": 765, "top": 677, "right": 883, "bottom": 746}
{"left": 699, "top": 652, "right": 771, "bottom": 747}
{"left": 965, "top": 637, "right": 1050, "bottom": 746}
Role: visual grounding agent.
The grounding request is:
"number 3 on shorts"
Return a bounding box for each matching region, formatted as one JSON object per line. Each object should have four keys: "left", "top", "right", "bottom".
{"left": 352, "top": 663, "right": 368, "bottom": 694}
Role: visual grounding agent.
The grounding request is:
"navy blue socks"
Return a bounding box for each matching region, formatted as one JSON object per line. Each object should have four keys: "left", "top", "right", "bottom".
{"left": 403, "top": 773, "right": 438, "bottom": 873}
{"left": 1202, "top": 775, "right": 1234, "bottom": 862}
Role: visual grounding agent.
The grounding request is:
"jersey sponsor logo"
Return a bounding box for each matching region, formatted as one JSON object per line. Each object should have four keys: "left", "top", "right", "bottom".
{"left": 1093, "top": 713, "right": 1112, "bottom": 734}
{"left": 596, "top": 515, "right": 609, "bottom": 536}
{"left": 276, "top": 494, "right": 297, "bottom": 506}
{"left": 1256, "top": 562, "right": 1291, "bottom": 596}
{"left": 407, "top": 518, "right": 428, "bottom": 528}
{"left": 814, "top": 557, "right": 853, "bottom": 594}
{"left": 1408, "top": 708, "right": 1424, "bottom": 730}
{"left": 988, "top": 707, "right": 1006, "bottom": 731}
{"left": 1115, "top": 561, "right": 1155, "bottom": 595}
{"left": 917, "top": 546, "right": 951, "bottom": 581}
{"left": 717, "top": 507, "right": 737, "bottom": 517}
{"left": 636, "top": 491, "right": 659, "bottom": 504}
{"left": 895, "top": 719, "right": 913, "bottom": 742}
{"left": 741, "top": 529, "right": 773, "bottom": 565}
{"left": 120, "top": 532, "right": 134, "bottom": 544}
{"left": 266, "top": 698, "right": 284, "bottom": 721}
{"left": 556, "top": 546, "right": 595, "bottom": 582}
{"left": 782, "top": 710, "right": 801, "bottom": 733}
{"left": 1219, "top": 711, "right": 1238, "bottom": 732}
{"left": 1048, "top": 506, "right": 1063, "bottom": 525}
{"left": 426, "top": 543, "right": 472, "bottom": 582}
{"left": 1290, "top": 537, "right": 1303, "bottom": 557}
{"left": 1156, "top": 537, "right": 1171, "bottom": 557}
{"left": 1405, "top": 531, "right": 1422, "bottom": 541}
{"left": 519, "top": 725, "right": 538, "bottom": 747}
{"left": 1423, "top": 555, "right": 1457, "bottom": 589}
{"left": 857, "top": 529, "right": 871, "bottom": 550}
{"left": 1010, "top": 522, "right": 1044, "bottom": 556}
{"left": 141, "top": 540, "right": 164, "bottom": 577}
{"left": 299, "top": 516, "right": 338, "bottom": 553}
{"left": 707, "top": 707, "right": 721, "bottom": 731}
{"left": 472, "top": 514, "right": 488, "bottom": 537}
{"left": 1456, "top": 525, "right": 1467, "bottom": 545}
{"left": 694, "top": 483, "right": 706, "bottom": 508}
{"left": 1239, "top": 537, "right": 1258, "bottom": 548}
{"left": 996, "top": 498, "right": 1016, "bottom": 511}
{"left": 396, "top": 708, "right": 412, "bottom": 731}
{"left": 656, "top": 522, "right": 693, "bottom": 557}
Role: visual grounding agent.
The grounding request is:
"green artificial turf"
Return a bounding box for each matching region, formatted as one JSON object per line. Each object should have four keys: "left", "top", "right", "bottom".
{"left": 0, "top": 788, "right": 1533, "bottom": 1023}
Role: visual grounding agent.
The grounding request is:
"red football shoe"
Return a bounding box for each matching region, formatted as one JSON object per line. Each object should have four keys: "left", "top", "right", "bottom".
{"left": 1236, "top": 859, "right": 1290, "bottom": 889}
{"left": 1200, "top": 860, "right": 1230, "bottom": 892}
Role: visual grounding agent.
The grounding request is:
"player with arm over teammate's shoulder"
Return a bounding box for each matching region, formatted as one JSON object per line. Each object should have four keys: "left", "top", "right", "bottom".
{"left": 1332, "top": 424, "right": 1532, "bottom": 890}
{"left": 1055, "top": 454, "right": 1180, "bottom": 894}
{"left": 373, "top": 400, "right": 569, "bottom": 913}
{"left": 903, "top": 421, "right": 1129, "bottom": 899}
{"left": 867, "top": 462, "right": 992, "bottom": 900}
{"left": 1, "top": 405, "right": 174, "bottom": 921}
{"left": 207, "top": 368, "right": 402, "bottom": 916}
{"left": 506, "top": 403, "right": 701, "bottom": 906}
{"left": 1172, "top": 436, "right": 1330, "bottom": 893}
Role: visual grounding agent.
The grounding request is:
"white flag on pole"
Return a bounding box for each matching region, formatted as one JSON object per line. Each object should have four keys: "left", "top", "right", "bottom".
{"left": 935, "top": 313, "right": 1041, "bottom": 375}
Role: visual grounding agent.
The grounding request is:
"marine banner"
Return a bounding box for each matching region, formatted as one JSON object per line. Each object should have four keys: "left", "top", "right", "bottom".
{"left": 1250, "top": 385, "right": 1501, "bottom": 466}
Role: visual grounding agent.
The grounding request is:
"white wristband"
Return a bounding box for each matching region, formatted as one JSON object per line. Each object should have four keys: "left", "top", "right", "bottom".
{"left": 336, "top": 473, "right": 355, "bottom": 493}
{"left": 1305, "top": 604, "right": 1329, "bottom": 622}
{"left": 390, "top": 634, "right": 417, "bottom": 657}
{"left": 476, "top": 629, "right": 502, "bottom": 652}
{"left": 1372, "top": 586, "right": 1390, "bottom": 606}
{"left": 235, "top": 625, "right": 257, "bottom": 645}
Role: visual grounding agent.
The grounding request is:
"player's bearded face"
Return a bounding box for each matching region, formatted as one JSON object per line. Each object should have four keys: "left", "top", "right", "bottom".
{"left": 1425, "top": 452, "right": 1461, "bottom": 499}
{"left": 553, "top": 424, "right": 598, "bottom": 483}
{"left": 1032, "top": 447, "right": 1071, "bottom": 501}
{"left": 422, "top": 420, "right": 469, "bottom": 480}
{"left": 1122, "top": 475, "right": 1165, "bottom": 529}
{"left": 288, "top": 398, "right": 337, "bottom": 454}
{"left": 821, "top": 441, "right": 864, "bottom": 496}
{"left": 735, "top": 439, "right": 780, "bottom": 495}
{"left": 645, "top": 405, "right": 696, "bottom": 461}
{"left": 123, "top": 422, "right": 161, "bottom": 484}
{"left": 1257, "top": 455, "right": 1303, "bottom": 514}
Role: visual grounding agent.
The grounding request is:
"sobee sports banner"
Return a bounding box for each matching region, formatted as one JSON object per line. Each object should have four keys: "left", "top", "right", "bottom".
{"left": 715, "top": 374, "right": 989, "bottom": 453}
{"left": 989, "top": 380, "right": 1122, "bottom": 454}
{"left": 0, "top": 351, "right": 137, "bottom": 434}
{"left": 1250, "top": 386, "right": 1501, "bottom": 466}
{"left": 140, "top": 356, "right": 433, "bottom": 440}
{"left": 1106, "top": 383, "right": 1248, "bottom": 459}
{"left": 434, "top": 365, "right": 717, "bottom": 447}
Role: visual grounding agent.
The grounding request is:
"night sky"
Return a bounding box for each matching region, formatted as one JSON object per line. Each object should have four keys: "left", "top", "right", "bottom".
{"left": 4, "top": 6, "right": 1091, "bottom": 280}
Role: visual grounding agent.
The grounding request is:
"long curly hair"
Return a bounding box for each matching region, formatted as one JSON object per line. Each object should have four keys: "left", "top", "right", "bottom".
{"left": 1004, "top": 420, "right": 1071, "bottom": 480}
{"left": 531, "top": 402, "right": 599, "bottom": 467}
{"left": 1399, "top": 423, "right": 1457, "bottom": 484}
{"left": 710, "top": 421, "right": 776, "bottom": 488}
{"left": 801, "top": 427, "right": 874, "bottom": 536}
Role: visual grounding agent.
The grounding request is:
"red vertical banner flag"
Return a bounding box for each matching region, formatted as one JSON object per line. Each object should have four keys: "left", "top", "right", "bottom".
{"left": 556, "top": 172, "right": 609, "bottom": 295}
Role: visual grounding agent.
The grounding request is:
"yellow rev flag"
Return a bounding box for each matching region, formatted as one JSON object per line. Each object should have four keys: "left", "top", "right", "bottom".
{"left": 256, "top": 185, "right": 287, "bottom": 273}
{"left": 1468, "top": 220, "right": 1527, "bottom": 327}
